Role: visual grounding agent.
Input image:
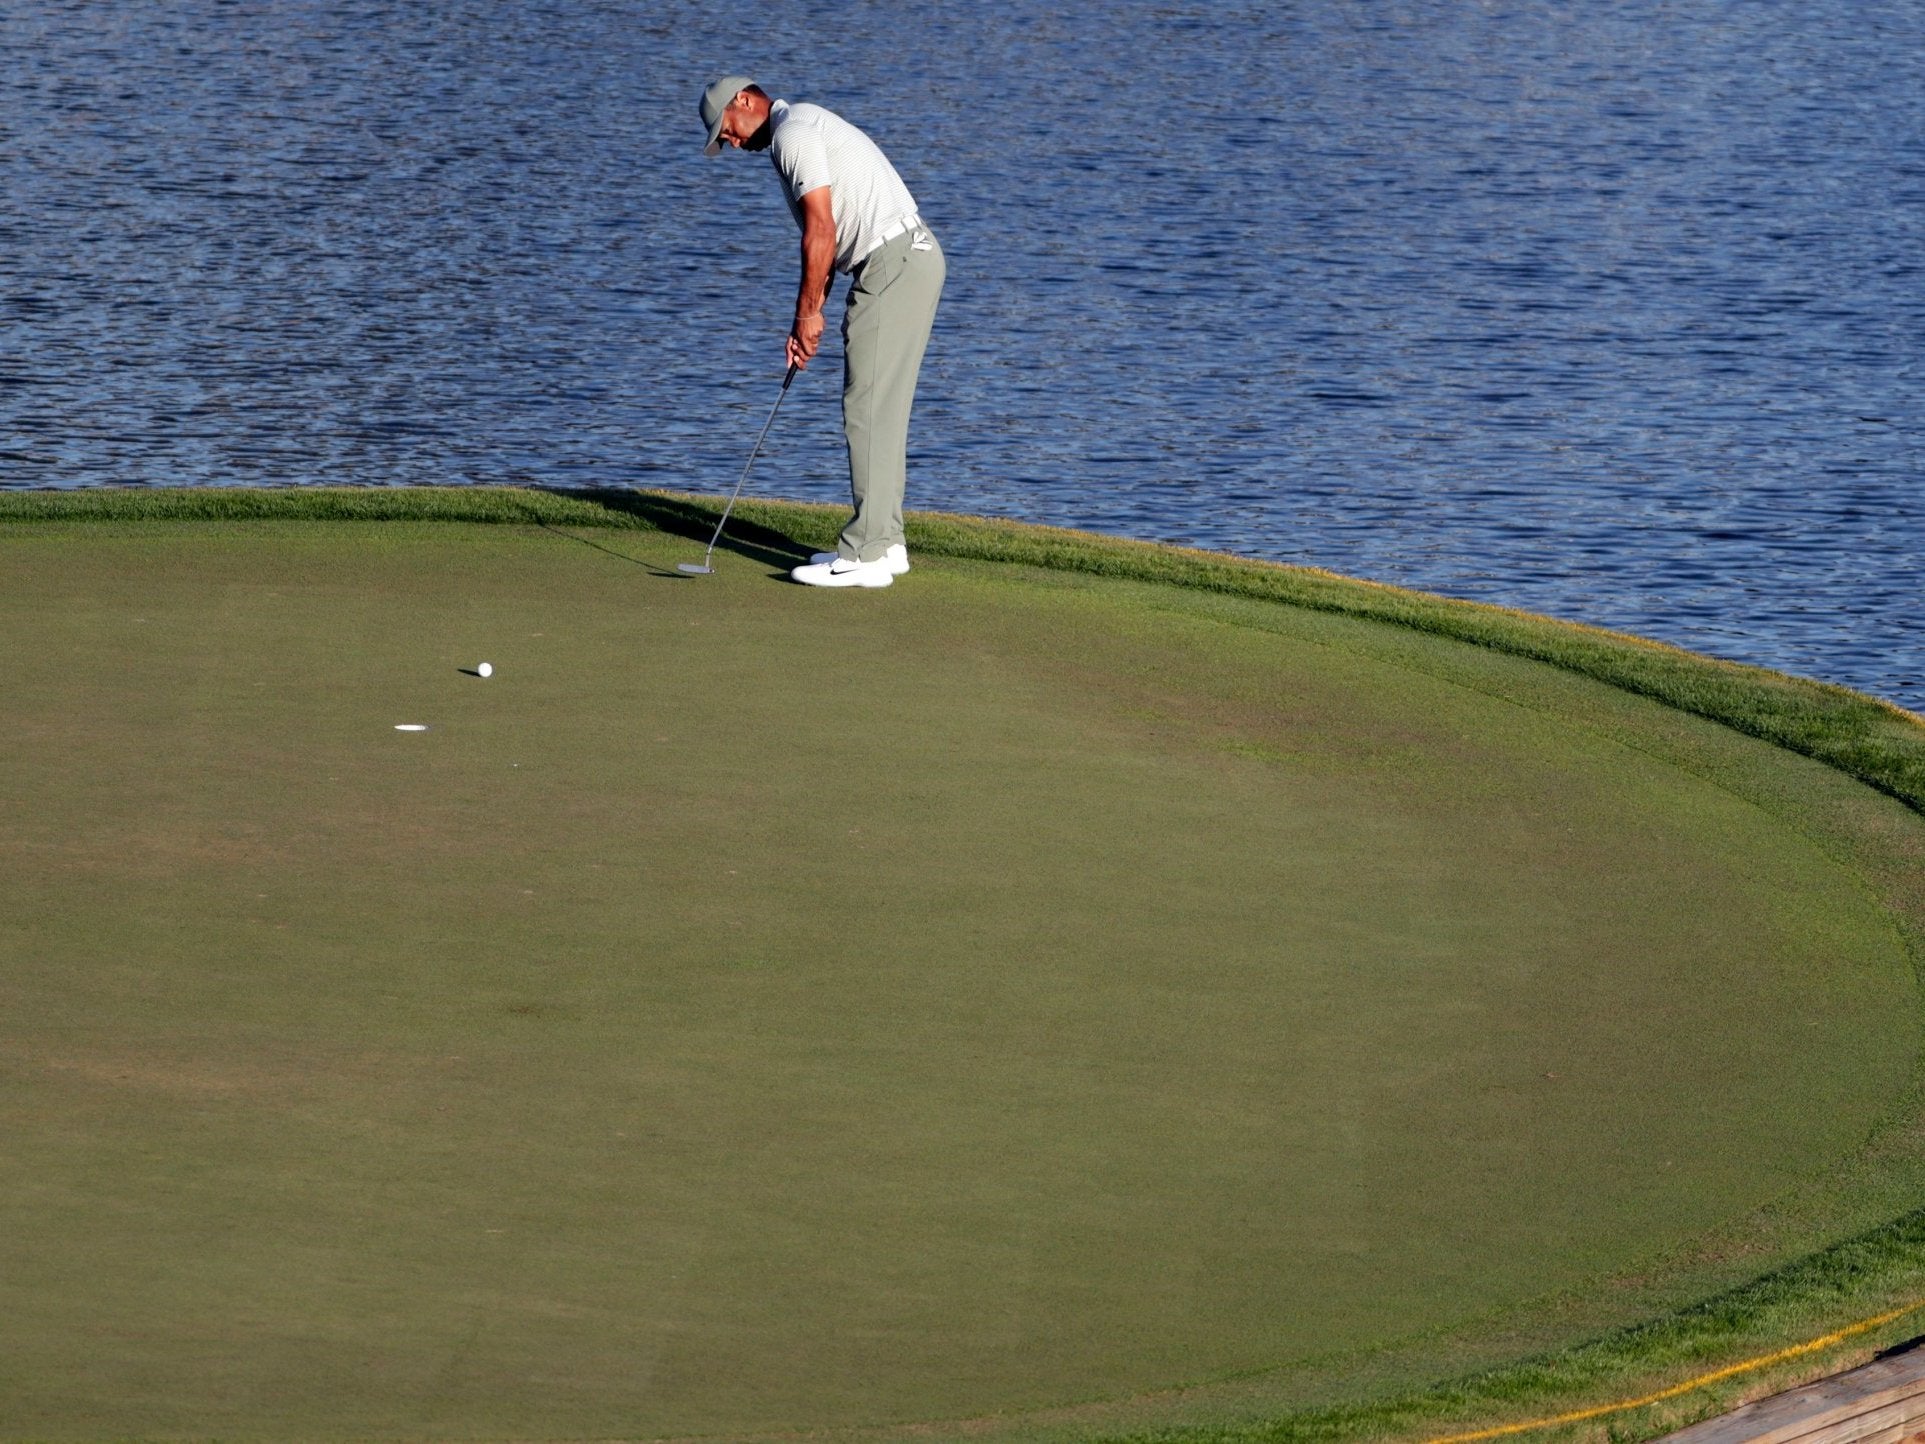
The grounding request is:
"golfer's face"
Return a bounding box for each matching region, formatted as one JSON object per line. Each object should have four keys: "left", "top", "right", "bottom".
{"left": 717, "top": 97, "right": 760, "bottom": 150}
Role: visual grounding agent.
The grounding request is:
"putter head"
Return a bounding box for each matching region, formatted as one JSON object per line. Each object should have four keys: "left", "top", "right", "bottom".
{"left": 676, "top": 562, "right": 714, "bottom": 575}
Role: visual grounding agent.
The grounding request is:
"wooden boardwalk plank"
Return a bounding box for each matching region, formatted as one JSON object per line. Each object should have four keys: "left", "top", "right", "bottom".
{"left": 1658, "top": 1343, "right": 1925, "bottom": 1444}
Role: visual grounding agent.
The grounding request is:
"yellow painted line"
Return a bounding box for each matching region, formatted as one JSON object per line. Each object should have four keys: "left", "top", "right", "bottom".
{"left": 1423, "top": 1301, "right": 1925, "bottom": 1444}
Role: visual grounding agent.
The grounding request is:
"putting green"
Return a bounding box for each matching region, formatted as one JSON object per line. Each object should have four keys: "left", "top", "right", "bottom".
{"left": 3, "top": 494, "right": 1925, "bottom": 1443}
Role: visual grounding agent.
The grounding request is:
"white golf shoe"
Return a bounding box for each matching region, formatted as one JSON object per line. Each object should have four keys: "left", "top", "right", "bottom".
{"left": 790, "top": 554, "right": 895, "bottom": 588}
{"left": 807, "top": 544, "right": 909, "bottom": 576}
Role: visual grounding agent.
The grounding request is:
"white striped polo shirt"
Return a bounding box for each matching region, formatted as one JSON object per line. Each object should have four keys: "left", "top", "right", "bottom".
{"left": 766, "top": 99, "right": 920, "bottom": 274}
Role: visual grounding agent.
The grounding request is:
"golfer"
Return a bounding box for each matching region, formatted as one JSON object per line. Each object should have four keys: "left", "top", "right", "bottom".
{"left": 699, "top": 76, "right": 944, "bottom": 589}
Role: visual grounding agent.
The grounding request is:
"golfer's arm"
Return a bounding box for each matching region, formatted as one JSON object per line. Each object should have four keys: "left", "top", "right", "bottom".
{"left": 794, "top": 186, "right": 836, "bottom": 322}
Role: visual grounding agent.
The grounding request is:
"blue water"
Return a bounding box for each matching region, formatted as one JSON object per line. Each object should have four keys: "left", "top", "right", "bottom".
{"left": 5, "top": 1, "right": 1921, "bottom": 709}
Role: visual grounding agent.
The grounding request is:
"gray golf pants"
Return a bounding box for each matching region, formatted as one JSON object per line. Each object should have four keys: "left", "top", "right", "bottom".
{"left": 838, "top": 223, "right": 945, "bottom": 563}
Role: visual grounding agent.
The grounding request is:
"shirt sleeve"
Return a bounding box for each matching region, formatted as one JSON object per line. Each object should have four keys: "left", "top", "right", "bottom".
{"left": 773, "top": 119, "right": 833, "bottom": 200}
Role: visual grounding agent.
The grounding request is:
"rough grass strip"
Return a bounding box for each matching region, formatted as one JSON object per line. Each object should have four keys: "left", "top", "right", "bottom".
{"left": 0, "top": 482, "right": 618, "bottom": 528}
{"left": 1115, "top": 1209, "right": 1925, "bottom": 1444}
{"left": 1419, "top": 1300, "right": 1925, "bottom": 1444}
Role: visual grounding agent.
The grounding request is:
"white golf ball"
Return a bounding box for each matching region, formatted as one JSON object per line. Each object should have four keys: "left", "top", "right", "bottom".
{"left": 477, "top": 662, "right": 493, "bottom": 678}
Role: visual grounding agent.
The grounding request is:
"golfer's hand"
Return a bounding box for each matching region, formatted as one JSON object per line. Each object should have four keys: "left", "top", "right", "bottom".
{"left": 787, "top": 310, "right": 824, "bottom": 370}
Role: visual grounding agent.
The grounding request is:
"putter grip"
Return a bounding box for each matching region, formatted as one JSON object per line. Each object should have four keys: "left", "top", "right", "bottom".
{"left": 782, "top": 363, "right": 798, "bottom": 390}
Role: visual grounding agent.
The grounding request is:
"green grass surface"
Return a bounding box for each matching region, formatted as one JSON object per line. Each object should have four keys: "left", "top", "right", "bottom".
{"left": 3, "top": 488, "right": 1925, "bottom": 1444}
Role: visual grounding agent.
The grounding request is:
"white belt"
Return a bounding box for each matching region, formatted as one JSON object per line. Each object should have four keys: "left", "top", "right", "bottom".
{"left": 859, "top": 214, "right": 923, "bottom": 262}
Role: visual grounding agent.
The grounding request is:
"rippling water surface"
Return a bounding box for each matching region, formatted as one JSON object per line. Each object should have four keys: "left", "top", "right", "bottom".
{"left": 5, "top": 2, "right": 1921, "bottom": 708}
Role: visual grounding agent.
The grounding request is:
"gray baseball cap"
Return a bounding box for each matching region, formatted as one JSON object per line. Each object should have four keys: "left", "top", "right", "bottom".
{"left": 699, "top": 74, "right": 755, "bottom": 156}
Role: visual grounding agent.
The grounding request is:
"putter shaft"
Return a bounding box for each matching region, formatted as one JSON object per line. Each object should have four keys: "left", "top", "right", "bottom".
{"left": 692, "top": 364, "right": 798, "bottom": 570}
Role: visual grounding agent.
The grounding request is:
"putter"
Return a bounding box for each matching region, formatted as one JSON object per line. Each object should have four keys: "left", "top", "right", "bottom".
{"left": 679, "top": 363, "right": 799, "bottom": 574}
